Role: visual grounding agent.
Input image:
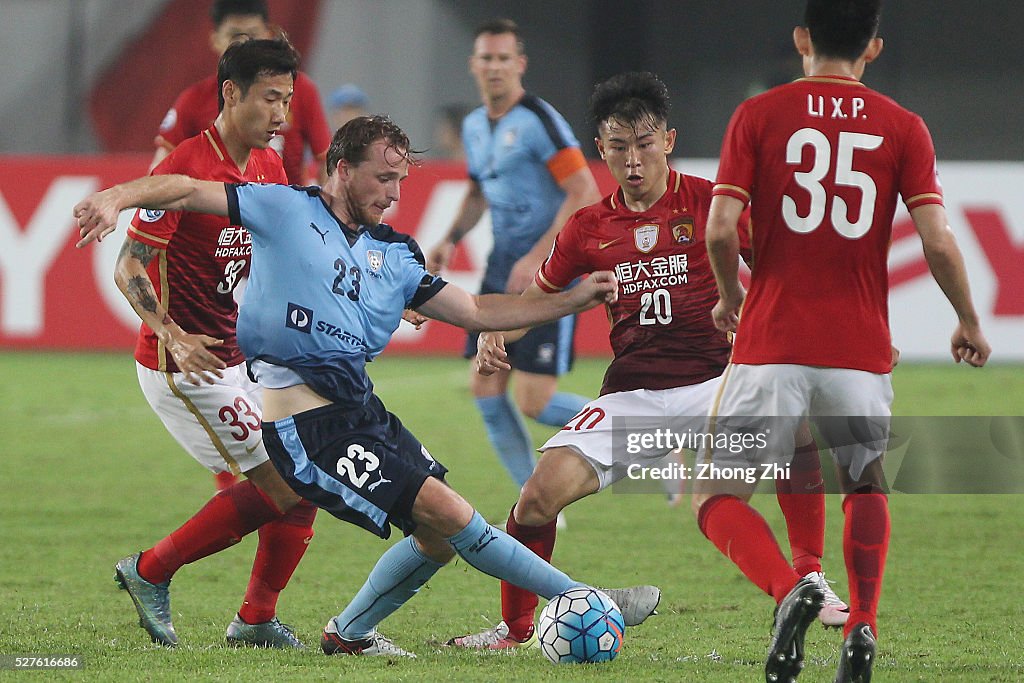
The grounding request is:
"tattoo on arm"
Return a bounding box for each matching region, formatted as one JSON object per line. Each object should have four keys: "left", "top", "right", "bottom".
{"left": 126, "top": 275, "right": 159, "bottom": 315}
{"left": 128, "top": 239, "right": 158, "bottom": 267}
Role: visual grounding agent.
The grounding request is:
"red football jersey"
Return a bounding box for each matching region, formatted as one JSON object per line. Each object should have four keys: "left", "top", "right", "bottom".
{"left": 714, "top": 76, "right": 943, "bottom": 373}
{"left": 537, "top": 169, "right": 750, "bottom": 395}
{"left": 129, "top": 126, "right": 288, "bottom": 372}
{"left": 155, "top": 72, "right": 330, "bottom": 184}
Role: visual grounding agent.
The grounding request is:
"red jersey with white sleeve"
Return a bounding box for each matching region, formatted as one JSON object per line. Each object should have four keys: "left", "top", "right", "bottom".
{"left": 537, "top": 169, "right": 750, "bottom": 395}
{"left": 129, "top": 125, "right": 288, "bottom": 373}
{"left": 155, "top": 72, "right": 330, "bottom": 184}
{"left": 714, "top": 76, "right": 943, "bottom": 373}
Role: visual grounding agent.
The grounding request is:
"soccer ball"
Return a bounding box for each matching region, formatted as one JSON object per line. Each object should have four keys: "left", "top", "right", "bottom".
{"left": 537, "top": 587, "right": 625, "bottom": 664}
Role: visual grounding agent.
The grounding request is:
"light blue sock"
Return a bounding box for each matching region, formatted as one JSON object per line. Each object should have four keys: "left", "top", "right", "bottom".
{"left": 535, "top": 392, "right": 590, "bottom": 428}
{"left": 475, "top": 394, "right": 536, "bottom": 487}
{"left": 447, "top": 511, "right": 583, "bottom": 600}
{"left": 332, "top": 536, "right": 444, "bottom": 640}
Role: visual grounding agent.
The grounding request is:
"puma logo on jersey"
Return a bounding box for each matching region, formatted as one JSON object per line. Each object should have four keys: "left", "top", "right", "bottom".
{"left": 367, "top": 472, "right": 392, "bottom": 492}
{"left": 309, "top": 221, "right": 329, "bottom": 244}
{"left": 598, "top": 237, "right": 623, "bottom": 250}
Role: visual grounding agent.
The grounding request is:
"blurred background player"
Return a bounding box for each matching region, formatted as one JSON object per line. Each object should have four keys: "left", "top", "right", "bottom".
{"left": 75, "top": 114, "right": 658, "bottom": 659}
{"left": 426, "top": 18, "right": 600, "bottom": 494}
{"left": 697, "top": 2, "right": 991, "bottom": 681}
{"left": 106, "top": 38, "right": 316, "bottom": 650}
{"left": 326, "top": 83, "right": 370, "bottom": 131}
{"left": 446, "top": 71, "right": 841, "bottom": 651}
{"left": 152, "top": 0, "right": 331, "bottom": 189}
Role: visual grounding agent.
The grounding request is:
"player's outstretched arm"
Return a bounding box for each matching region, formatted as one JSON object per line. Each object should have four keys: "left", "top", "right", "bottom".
{"left": 74, "top": 175, "right": 229, "bottom": 248}
{"left": 910, "top": 204, "right": 991, "bottom": 367}
{"left": 417, "top": 271, "right": 617, "bottom": 333}
{"left": 706, "top": 195, "right": 747, "bottom": 332}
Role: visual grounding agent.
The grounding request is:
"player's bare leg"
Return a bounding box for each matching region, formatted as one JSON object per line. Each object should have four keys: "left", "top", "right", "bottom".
{"left": 511, "top": 370, "right": 558, "bottom": 421}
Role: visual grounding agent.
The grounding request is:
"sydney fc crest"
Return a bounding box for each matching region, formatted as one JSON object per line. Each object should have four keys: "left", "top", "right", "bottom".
{"left": 366, "top": 250, "right": 384, "bottom": 272}
{"left": 633, "top": 224, "right": 659, "bottom": 253}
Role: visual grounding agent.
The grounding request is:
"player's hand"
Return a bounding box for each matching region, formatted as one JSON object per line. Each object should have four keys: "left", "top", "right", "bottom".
{"left": 567, "top": 270, "right": 618, "bottom": 310}
{"left": 475, "top": 332, "right": 510, "bottom": 376}
{"left": 166, "top": 331, "right": 227, "bottom": 385}
{"left": 506, "top": 252, "right": 546, "bottom": 294}
{"left": 950, "top": 323, "right": 991, "bottom": 367}
{"left": 73, "top": 188, "right": 124, "bottom": 247}
{"left": 402, "top": 308, "right": 429, "bottom": 329}
{"left": 711, "top": 285, "right": 746, "bottom": 333}
{"left": 891, "top": 345, "right": 901, "bottom": 368}
{"left": 426, "top": 241, "right": 455, "bottom": 274}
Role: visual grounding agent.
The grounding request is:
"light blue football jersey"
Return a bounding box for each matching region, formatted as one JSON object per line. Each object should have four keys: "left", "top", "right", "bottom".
{"left": 462, "top": 94, "right": 581, "bottom": 292}
{"left": 227, "top": 183, "right": 446, "bottom": 407}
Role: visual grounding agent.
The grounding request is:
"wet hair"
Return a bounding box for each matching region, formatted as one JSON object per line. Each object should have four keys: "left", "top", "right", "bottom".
{"left": 589, "top": 71, "right": 671, "bottom": 133}
{"left": 804, "top": 0, "right": 882, "bottom": 61}
{"left": 211, "top": 0, "right": 268, "bottom": 28}
{"left": 216, "top": 37, "right": 298, "bottom": 111}
{"left": 325, "top": 114, "right": 424, "bottom": 175}
{"left": 473, "top": 17, "right": 524, "bottom": 53}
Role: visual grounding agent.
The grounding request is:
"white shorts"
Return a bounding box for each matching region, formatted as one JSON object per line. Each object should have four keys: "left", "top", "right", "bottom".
{"left": 540, "top": 376, "right": 721, "bottom": 490}
{"left": 136, "top": 362, "right": 268, "bottom": 475}
{"left": 707, "top": 363, "right": 893, "bottom": 479}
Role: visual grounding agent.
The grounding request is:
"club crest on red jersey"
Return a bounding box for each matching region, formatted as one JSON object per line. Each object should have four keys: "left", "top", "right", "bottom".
{"left": 671, "top": 217, "right": 695, "bottom": 244}
{"left": 633, "top": 224, "right": 659, "bottom": 253}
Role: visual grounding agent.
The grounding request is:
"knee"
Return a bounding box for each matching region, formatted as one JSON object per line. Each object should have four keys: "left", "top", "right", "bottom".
{"left": 413, "top": 533, "right": 456, "bottom": 564}
{"left": 516, "top": 394, "right": 548, "bottom": 420}
{"left": 515, "top": 480, "right": 560, "bottom": 526}
{"left": 246, "top": 462, "right": 300, "bottom": 512}
{"left": 412, "top": 478, "right": 475, "bottom": 538}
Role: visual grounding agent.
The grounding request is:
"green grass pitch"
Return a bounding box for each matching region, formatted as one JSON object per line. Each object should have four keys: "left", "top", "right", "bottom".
{"left": 1, "top": 352, "right": 1021, "bottom": 681}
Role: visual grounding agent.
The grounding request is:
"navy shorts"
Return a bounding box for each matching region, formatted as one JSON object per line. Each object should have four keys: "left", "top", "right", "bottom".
{"left": 263, "top": 395, "right": 447, "bottom": 539}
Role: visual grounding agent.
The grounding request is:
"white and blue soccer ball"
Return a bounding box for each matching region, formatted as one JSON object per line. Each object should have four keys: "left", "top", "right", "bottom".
{"left": 537, "top": 587, "right": 625, "bottom": 664}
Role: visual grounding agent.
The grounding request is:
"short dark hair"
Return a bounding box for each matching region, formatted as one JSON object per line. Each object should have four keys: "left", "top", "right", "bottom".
{"left": 589, "top": 72, "right": 671, "bottom": 133}
{"left": 804, "top": 0, "right": 881, "bottom": 61}
{"left": 211, "top": 0, "right": 268, "bottom": 27}
{"left": 216, "top": 37, "right": 298, "bottom": 111}
{"left": 326, "top": 115, "right": 423, "bottom": 175}
{"left": 473, "top": 18, "right": 524, "bottom": 53}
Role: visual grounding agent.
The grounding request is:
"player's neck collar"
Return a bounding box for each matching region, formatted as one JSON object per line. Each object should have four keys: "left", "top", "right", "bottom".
{"left": 315, "top": 192, "right": 362, "bottom": 246}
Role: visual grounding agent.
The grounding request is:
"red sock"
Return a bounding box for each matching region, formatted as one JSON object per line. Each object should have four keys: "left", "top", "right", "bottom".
{"left": 776, "top": 439, "right": 825, "bottom": 576}
{"left": 502, "top": 504, "right": 557, "bottom": 641}
{"left": 842, "top": 493, "right": 889, "bottom": 638}
{"left": 238, "top": 500, "right": 317, "bottom": 624}
{"left": 698, "top": 495, "right": 800, "bottom": 603}
{"left": 137, "top": 480, "right": 282, "bottom": 585}
{"left": 214, "top": 471, "right": 237, "bottom": 491}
